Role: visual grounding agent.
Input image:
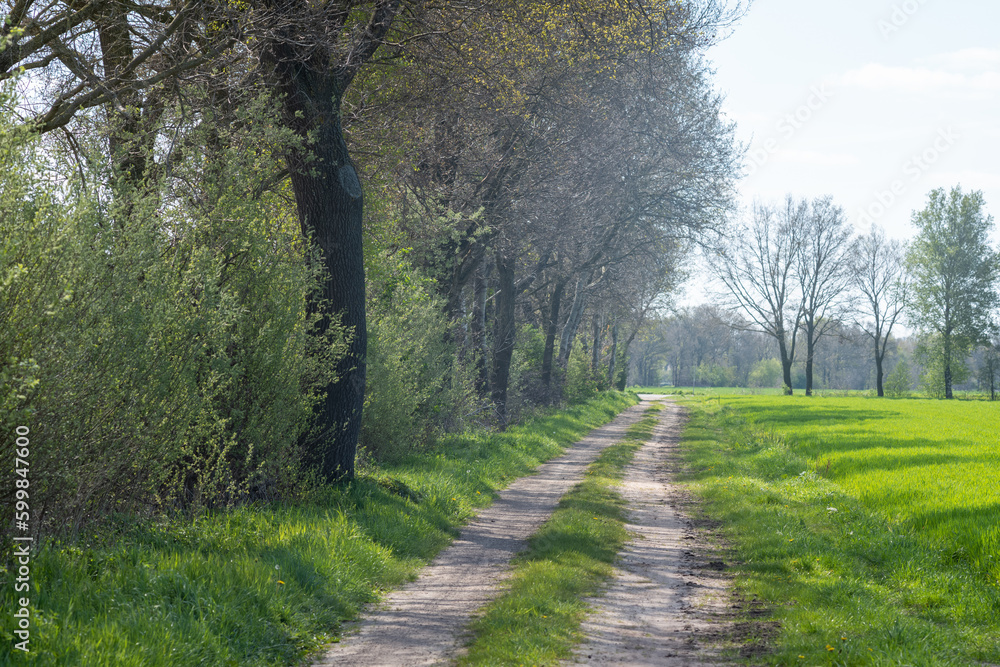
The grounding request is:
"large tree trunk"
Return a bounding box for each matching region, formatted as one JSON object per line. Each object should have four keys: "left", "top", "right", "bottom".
{"left": 875, "top": 339, "right": 885, "bottom": 397}
{"left": 944, "top": 331, "right": 953, "bottom": 399}
{"left": 804, "top": 331, "right": 815, "bottom": 396}
{"left": 778, "top": 334, "right": 794, "bottom": 395}
{"left": 96, "top": 5, "right": 143, "bottom": 182}
{"left": 490, "top": 251, "right": 517, "bottom": 423}
{"left": 274, "top": 68, "right": 366, "bottom": 480}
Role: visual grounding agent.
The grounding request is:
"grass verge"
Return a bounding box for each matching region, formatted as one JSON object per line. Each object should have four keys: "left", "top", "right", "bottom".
{"left": 679, "top": 395, "right": 1000, "bottom": 666}
{"left": 0, "top": 392, "right": 636, "bottom": 667}
{"left": 458, "top": 404, "right": 662, "bottom": 666}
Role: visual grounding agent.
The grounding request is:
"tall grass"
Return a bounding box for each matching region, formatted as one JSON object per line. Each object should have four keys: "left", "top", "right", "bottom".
{"left": 680, "top": 395, "right": 1000, "bottom": 666}
{"left": 0, "top": 393, "right": 635, "bottom": 666}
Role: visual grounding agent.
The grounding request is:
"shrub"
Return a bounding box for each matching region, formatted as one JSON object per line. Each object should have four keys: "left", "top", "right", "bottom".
{"left": 695, "top": 362, "right": 737, "bottom": 387}
{"left": 1, "top": 89, "right": 342, "bottom": 536}
{"left": 916, "top": 334, "right": 969, "bottom": 399}
{"left": 884, "top": 359, "right": 913, "bottom": 398}
{"left": 360, "top": 250, "right": 476, "bottom": 462}
{"left": 563, "top": 344, "right": 602, "bottom": 404}
{"left": 749, "top": 358, "right": 783, "bottom": 388}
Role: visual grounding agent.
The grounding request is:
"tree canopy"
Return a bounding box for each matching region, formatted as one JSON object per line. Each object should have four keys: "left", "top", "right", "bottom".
{"left": 907, "top": 186, "right": 1000, "bottom": 398}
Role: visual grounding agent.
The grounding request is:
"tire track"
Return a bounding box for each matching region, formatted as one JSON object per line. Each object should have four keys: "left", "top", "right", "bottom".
{"left": 313, "top": 402, "right": 651, "bottom": 667}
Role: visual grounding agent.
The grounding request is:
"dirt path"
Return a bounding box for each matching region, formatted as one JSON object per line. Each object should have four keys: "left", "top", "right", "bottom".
{"left": 313, "top": 402, "right": 651, "bottom": 667}
{"left": 567, "top": 399, "right": 730, "bottom": 665}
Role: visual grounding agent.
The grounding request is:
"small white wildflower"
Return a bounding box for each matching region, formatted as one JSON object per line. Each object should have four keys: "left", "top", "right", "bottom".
{"left": 827, "top": 507, "right": 838, "bottom": 513}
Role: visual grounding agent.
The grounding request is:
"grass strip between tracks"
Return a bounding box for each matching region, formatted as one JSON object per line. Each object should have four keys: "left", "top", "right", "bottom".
{"left": 458, "top": 404, "right": 662, "bottom": 666}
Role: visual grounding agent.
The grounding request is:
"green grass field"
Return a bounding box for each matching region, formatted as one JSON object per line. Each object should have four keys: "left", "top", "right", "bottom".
{"left": 681, "top": 394, "right": 1000, "bottom": 665}
{"left": 0, "top": 393, "right": 636, "bottom": 666}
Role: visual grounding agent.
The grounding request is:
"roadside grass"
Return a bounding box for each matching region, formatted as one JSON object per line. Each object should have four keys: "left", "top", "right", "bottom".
{"left": 679, "top": 395, "right": 1000, "bottom": 666}
{"left": 458, "top": 404, "right": 662, "bottom": 666}
{"left": 0, "top": 392, "right": 636, "bottom": 667}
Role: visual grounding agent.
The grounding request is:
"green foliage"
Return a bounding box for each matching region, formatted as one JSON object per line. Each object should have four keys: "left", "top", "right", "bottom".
{"left": 361, "top": 249, "right": 474, "bottom": 462}
{"left": 695, "top": 362, "right": 737, "bottom": 387}
{"left": 916, "top": 335, "right": 970, "bottom": 399}
{"left": 884, "top": 358, "right": 913, "bottom": 398}
{"left": 907, "top": 186, "right": 1000, "bottom": 397}
{"left": 749, "top": 358, "right": 783, "bottom": 388}
{"left": 563, "top": 344, "right": 602, "bottom": 404}
{"left": 680, "top": 395, "right": 1000, "bottom": 665}
{"left": 504, "top": 324, "right": 547, "bottom": 418}
{"left": 0, "top": 393, "right": 635, "bottom": 665}
{"left": 0, "top": 90, "right": 342, "bottom": 532}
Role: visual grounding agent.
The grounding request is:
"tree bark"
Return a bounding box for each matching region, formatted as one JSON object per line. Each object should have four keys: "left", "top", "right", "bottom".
{"left": 944, "top": 329, "right": 953, "bottom": 399}
{"left": 875, "top": 341, "right": 885, "bottom": 397}
{"left": 778, "top": 333, "right": 794, "bottom": 395}
{"left": 257, "top": 0, "right": 400, "bottom": 480}
{"left": 451, "top": 285, "right": 467, "bottom": 360}
{"left": 804, "top": 330, "right": 815, "bottom": 396}
{"left": 269, "top": 65, "right": 366, "bottom": 481}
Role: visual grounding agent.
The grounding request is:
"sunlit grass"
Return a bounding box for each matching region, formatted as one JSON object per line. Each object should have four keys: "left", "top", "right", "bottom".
{"left": 0, "top": 393, "right": 637, "bottom": 666}
{"left": 680, "top": 395, "right": 1000, "bottom": 666}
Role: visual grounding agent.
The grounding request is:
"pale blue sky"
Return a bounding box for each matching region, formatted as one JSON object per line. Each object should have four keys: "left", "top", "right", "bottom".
{"left": 706, "top": 0, "right": 1000, "bottom": 241}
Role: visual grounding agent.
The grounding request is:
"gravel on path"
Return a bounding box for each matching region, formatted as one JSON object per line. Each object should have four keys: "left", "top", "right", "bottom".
{"left": 567, "top": 400, "right": 730, "bottom": 666}
{"left": 313, "top": 402, "right": 651, "bottom": 667}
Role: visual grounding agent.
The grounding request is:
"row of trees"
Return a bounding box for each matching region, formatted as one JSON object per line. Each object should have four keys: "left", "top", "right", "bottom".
{"left": 713, "top": 187, "right": 999, "bottom": 398}
{"left": 1, "top": 1, "right": 745, "bottom": 534}
{"left": 633, "top": 304, "right": 999, "bottom": 398}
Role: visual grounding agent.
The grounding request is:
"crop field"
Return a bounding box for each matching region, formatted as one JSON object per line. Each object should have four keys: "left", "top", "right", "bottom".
{"left": 680, "top": 395, "right": 1000, "bottom": 665}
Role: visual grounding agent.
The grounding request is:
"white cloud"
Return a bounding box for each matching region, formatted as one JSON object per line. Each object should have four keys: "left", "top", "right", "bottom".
{"left": 917, "top": 48, "right": 1000, "bottom": 71}
{"left": 772, "top": 150, "right": 859, "bottom": 167}
{"left": 932, "top": 170, "right": 1000, "bottom": 191}
{"left": 837, "top": 63, "right": 1000, "bottom": 95}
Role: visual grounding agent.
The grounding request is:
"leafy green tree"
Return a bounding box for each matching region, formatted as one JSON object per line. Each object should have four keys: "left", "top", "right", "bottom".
{"left": 906, "top": 187, "right": 1000, "bottom": 399}
{"left": 884, "top": 358, "right": 913, "bottom": 398}
{"left": 977, "top": 338, "right": 1000, "bottom": 401}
